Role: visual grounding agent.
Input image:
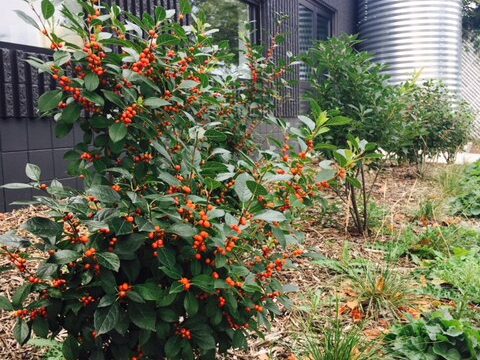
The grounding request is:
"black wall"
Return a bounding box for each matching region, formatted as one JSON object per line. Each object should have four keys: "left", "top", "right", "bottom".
{"left": 0, "top": 0, "right": 356, "bottom": 211}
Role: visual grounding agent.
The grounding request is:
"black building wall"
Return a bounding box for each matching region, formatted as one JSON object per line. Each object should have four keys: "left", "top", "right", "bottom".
{"left": 0, "top": 0, "right": 356, "bottom": 211}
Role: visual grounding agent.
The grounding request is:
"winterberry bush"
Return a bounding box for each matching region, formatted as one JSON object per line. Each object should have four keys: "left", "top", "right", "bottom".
{"left": 0, "top": 1, "right": 341, "bottom": 359}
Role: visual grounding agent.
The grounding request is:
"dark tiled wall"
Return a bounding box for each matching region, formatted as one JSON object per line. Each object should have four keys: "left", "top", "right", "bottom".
{"left": 0, "top": 0, "right": 180, "bottom": 212}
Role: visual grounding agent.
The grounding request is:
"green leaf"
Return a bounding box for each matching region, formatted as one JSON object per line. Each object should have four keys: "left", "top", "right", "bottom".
{"left": 83, "top": 91, "right": 105, "bottom": 106}
{"left": 178, "top": 80, "right": 199, "bottom": 90}
{"left": 14, "top": 318, "right": 31, "bottom": 345}
{"left": 32, "top": 318, "right": 49, "bottom": 338}
{"left": 87, "top": 185, "right": 121, "bottom": 203}
{"left": 61, "top": 103, "right": 82, "bottom": 124}
{"left": 184, "top": 292, "right": 199, "bottom": 316}
{"left": 53, "top": 51, "right": 71, "bottom": 66}
{"left": 12, "top": 284, "right": 32, "bottom": 308}
{"left": 23, "top": 217, "right": 63, "bottom": 242}
{"left": 192, "top": 274, "right": 214, "bottom": 293}
{"left": 41, "top": 0, "right": 55, "bottom": 19}
{"left": 298, "top": 115, "right": 316, "bottom": 131}
{"left": 102, "top": 90, "right": 125, "bottom": 107}
{"left": 168, "top": 223, "right": 196, "bottom": 238}
{"left": 109, "top": 218, "right": 134, "bottom": 237}
{"left": 38, "top": 90, "right": 63, "bottom": 112}
{"left": 179, "top": 0, "right": 192, "bottom": 14}
{"left": 272, "top": 227, "right": 287, "bottom": 248}
{"left": 94, "top": 302, "right": 120, "bottom": 335}
{"left": 246, "top": 181, "right": 268, "bottom": 196}
{"left": 192, "top": 328, "right": 216, "bottom": 350}
{"left": 234, "top": 173, "right": 254, "bottom": 203}
{"left": 14, "top": 10, "right": 40, "bottom": 30}
{"left": 1, "top": 183, "right": 33, "bottom": 189}
{"left": 85, "top": 73, "right": 100, "bottom": 91}
{"left": 254, "top": 210, "right": 286, "bottom": 223}
{"left": 115, "top": 233, "right": 145, "bottom": 255}
{"left": 128, "top": 302, "right": 156, "bottom": 331}
{"left": 144, "top": 97, "right": 170, "bottom": 108}
{"left": 136, "top": 283, "right": 163, "bottom": 301}
{"left": 97, "top": 253, "right": 120, "bottom": 272}
{"left": 62, "top": 336, "right": 79, "bottom": 360}
{"left": 109, "top": 123, "right": 128, "bottom": 143}
{"left": 205, "top": 129, "right": 227, "bottom": 142}
{"left": 232, "top": 330, "right": 248, "bottom": 349}
{"left": 0, "top": 296, "right": 13, "bottom": 311}
{"left": 0, "top": 232, "right": 30, "bottom": 248}
{"left": 25, "top": 163, "right": 41, "bottom": 182}
{"left": 165, "top": 336, "right": 182, "bottom": 358}
{"left": 53, "top": 250, "right": 81, "bottom": 264}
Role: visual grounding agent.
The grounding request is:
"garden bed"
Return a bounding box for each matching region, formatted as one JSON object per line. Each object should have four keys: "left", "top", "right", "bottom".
{"left": 2, "top": 164, "right": 478, "bottom": 359}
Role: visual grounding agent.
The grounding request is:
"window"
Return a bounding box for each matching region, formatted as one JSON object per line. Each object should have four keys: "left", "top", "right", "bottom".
{"left": 299, "top": 0, "right": 333, "bottom": 81}
{"left": 0, "top": 1, "right": 81, "bottom": 49}
{"left": 191, "top": 0, "right": 259, "bottom": 65}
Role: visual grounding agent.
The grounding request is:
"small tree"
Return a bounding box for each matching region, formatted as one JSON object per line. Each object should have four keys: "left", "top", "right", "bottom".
{"left": 0, "top": 1, "right": 339, "bottom": 359}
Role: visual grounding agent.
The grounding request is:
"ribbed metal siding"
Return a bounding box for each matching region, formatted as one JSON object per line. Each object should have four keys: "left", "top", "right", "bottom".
{"left": 462, "top": 41, "right": 480, "bottom": 139}
{"left": 358, "top": 0, "right": 463, "bottom": 93}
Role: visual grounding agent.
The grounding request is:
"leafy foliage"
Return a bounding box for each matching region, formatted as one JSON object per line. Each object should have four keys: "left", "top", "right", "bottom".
{"left": 0, "top": 1, "right": 346, "bottom": 358}
{"left": 386, "top": 309, "right": 480, "bottom": 360}
{"left": 452, "top": 161, "right": 480, "bottom": 217}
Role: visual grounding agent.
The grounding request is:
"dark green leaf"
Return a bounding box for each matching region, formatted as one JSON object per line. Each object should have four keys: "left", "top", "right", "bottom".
{"left": 85, "top": 73, "right": 100, "bottom": 91}
{"left": 94, "top": 302, "right": 120, "bottom": 335}
{"left": 128, "top": 302, "right": 156, "bottom": 331}
{"left": 61, "top": 103, "right": 82, "bottom": 124}
{"left": 144, "top": 97, "right": 170, "bottom": 108}
{"left": 109, "top": 123, "right": 128, "bottom": 143}
{"left": 41, "top": 0, "right": 55, "bottom": 19}
{"left": 14, "top": 318, "right": 30, "bottom": 345}
{"left": 97, "top": 252, "right": 120, "bottom": 272}
{"left": 0, "top": 296, "right": 13, "bottom": 311}
{"left": 38, "top": 90, "right": 63, "bottom": 113}
{"left": 62, "top": 336, "right": 79, "bottom": 360}
{"left": 53, "top": 250, "right": 81, "bottom": 265}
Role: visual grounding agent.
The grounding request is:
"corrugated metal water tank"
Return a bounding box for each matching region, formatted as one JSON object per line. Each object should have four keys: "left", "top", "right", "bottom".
{"left": 358, "top": 0, "right": 463, "bottom": 93}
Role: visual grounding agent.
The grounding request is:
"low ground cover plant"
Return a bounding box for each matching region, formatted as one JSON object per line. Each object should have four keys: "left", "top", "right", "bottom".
{"left": 0, "top": 1, "right": 345, "bottom": 359}
{"left": 452, "top": 161, "right": 480, "bottom": 217}
{"left": 386, "top": 309, "right": 480, "bottom": 360}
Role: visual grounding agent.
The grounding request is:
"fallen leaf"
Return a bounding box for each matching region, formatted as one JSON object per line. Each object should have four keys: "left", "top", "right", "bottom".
{"left": 346, "top": 300, "right": 359, "bottom": 310}
{"left": 364, "top": 328, "right": 383, "bottom": 340}
{"left": 351, "top": 307, "right": 364, "bottom": 323}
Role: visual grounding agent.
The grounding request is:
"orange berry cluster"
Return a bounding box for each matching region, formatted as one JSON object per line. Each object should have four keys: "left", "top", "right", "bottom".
{"left": 108, "top": 237, "right": 118, "bottom": 252}
{"left": 149, "top": 226, "right": 165, "bottom": 256}
{"left": 81, "top": 295, "right": 96, "bottom": 306}
{"left": 118, "top": 104, "right": 140, "bottom": 124}
{"left": 258, "top": 258, "right": 286, "bottom": 281}
{"left": 9, "top": 253, "right": 27, "bottom": 272}
{"left": 14, "top": 310, "right": 29, "bottom": 319}
{"left": 118, "top": 283, "right": 133, "bottom": 299}
{"left": 177, "top": 327, "right": 192, "bottom": 340}
{"left": 218, "top": 296, "right": 227, "bottom": 308}
{"left": 30, "top": 307, "right": 48, "bottom": 320}
{"left": 193, "top": 231, "right": 209, "bottom": 253}
{"left": 198, "top": 211, "right": 211, "bottom": 228}
{"left": 52, "top": 69, "right": 97, "bottom": 113}
{"left": 53, "top": 279, "right": 67, "bottom": 288}
{"left": 132, "top": 47, "right": 156, "bottom": 76}
{"left": 179, "top": 277, "right": 192, "bottom": 291}
{"left": 85, "top": 248, "right": 97, "bottom": 258}
{"left": 87, "top": 8, "right": 101, "bottom": 23}
{"left": 225, "top": 277, "right": 243, "bottom": 288}
{"left": 134, "top": 153, "right": 154, "bottom": 164}
{"left": 84, "top": 36, "right": 107, "bottom": 76}
{"left": 216, "top": 236, "right": 239, "bottom": 256}
{"left": 29, "top": 276, "right": 42, "bottom": 284}
{"left": 112, "top": 184, "right": 122, "bottom": 192}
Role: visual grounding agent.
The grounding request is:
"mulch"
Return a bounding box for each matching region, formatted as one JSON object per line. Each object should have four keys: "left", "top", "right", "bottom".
{"left": 0, "top": 165, "right": 453, "bottom": 359}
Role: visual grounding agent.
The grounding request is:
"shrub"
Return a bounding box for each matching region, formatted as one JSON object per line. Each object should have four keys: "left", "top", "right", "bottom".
{"left": 396, "top": 80, "right": 475, "bottom": 165}
{"left": 301, "top": 35, "right": 401, "bottom": 149}
{"left": 0, "top": 1, "right": 341, "bottom": 359}
{"left": 386, "top": 309, "right": 480, "bottom": 359}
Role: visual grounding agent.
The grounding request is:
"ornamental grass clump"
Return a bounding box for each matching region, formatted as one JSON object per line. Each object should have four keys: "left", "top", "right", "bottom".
{"left": 0, "top": 1, "right": 344, "bottom": 359}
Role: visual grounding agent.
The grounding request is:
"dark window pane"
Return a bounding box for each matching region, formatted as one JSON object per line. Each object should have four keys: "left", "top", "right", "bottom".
{"left": 192, "top": 0, "right": 251, "bottom": 65}
{"left": 317, "top": 14, "right": 331, "bottom": 41}
{"left": 299, "top": 4, "right": 314, "bottom": 81}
